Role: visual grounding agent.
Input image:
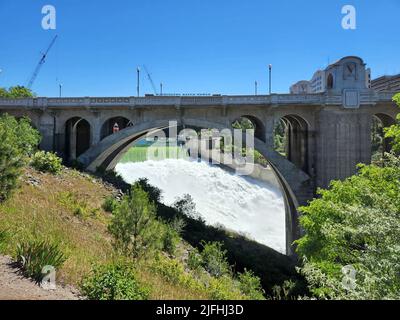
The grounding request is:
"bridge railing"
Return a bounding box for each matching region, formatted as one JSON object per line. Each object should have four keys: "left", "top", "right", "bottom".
{"left": 0, "top": 91, "right": 397, "bottom": 109}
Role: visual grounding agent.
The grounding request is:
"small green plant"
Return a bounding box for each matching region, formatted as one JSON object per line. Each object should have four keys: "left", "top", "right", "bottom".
{"left": 81, "top": 262, "right": 150, "bottom": 300}
{"left": 162, "top": 226, "right": 180, "bottom": 256}
{"left": 187, "top": 248, "right": 203, "bottom": 271}
{"left": 102, "top": 195, "right": 118, "bottom": 213}
{"left": 238, "top": 269, "right": 265, "bottom": 300}
{"left": 16, "top": 239, "right": 67, "bottom": 282}
{"left": 200, "top": 241, "right": 231, "bottom": 278}
{"left": 31, "top": 151, "right": 62, "bottom": 174}
{"left": 58, "top": 191, "right": 90, "bottom": 218}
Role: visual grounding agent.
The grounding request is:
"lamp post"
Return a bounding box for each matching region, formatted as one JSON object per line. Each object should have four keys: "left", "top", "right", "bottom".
{"left": 255, "top": 81, "right": 258, "bottom": 96}
{"left": 59, "top": 83, "right": 62, "bottom": 97}
{"left": 268, "top": 64, "right": 272, "bottom": 94}
{"left": 160, "top": 82, "right": 163, "bottom": 96}
{"left": 136, "top": 67, "right": 140, "bottom": 97}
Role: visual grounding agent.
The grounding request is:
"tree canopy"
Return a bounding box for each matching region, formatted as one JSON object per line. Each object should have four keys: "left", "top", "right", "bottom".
{"left": 296, "top": 93, "right": 400, "bottom": 300}
{"left": 0, "top": 86, "right": 35, "bottom": 98}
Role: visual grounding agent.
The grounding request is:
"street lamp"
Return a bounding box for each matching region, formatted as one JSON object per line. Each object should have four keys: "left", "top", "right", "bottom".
{"left": 268, "top": 64, "right": 272, "bottom": 94}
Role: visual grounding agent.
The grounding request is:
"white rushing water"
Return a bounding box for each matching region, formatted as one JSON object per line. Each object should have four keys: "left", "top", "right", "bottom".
{"left": 115, "top": 159, "right": 286, "bottom": 253}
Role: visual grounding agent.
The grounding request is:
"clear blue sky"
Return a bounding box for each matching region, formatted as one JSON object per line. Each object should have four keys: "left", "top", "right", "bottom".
{"left": 0, "top": 0, "right": 399, "bottom": 97}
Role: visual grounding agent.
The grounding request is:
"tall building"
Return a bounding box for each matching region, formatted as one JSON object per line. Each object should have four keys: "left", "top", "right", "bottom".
{"left": 371, "top": 74, "right": 400, "bottom": 92}
{"left": 290, "top": 58, "right": 372, "bottom": 94}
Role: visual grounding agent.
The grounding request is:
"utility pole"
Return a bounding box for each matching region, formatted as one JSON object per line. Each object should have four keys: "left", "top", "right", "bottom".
{"left": 59, "top": 83, "right": 62, "bottom": 97}
{"left": 136, "top": 67, "right": 140, "bottom": 97}
{"left": 254, "top": 81, "right": 258, "bottom": 96}
{"left": 160, "top": 82, "right": 163, "bottom": 96}
{"left": 268, "top": 64, "right": 272, "bottom": 94}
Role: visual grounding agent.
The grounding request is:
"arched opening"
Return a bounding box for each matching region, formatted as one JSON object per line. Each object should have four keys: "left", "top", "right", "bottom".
{"left": 100, "top": 117, "right": 131, "bottom": 140}
{"left": 371, "top": 113, "right": 396, "bottom": 161}
{"left": 274, "top": 115, "right": 309, "bottom": 174}
{"left": 65, "top": 117, "right": 91, "bottom": 162}
{"left": 231, "top": 115, "right": 266, "bottom": 142}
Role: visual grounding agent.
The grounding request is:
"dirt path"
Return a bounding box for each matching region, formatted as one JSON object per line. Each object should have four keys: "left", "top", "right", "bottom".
{"left": 0, "top": 255, "right": 81, "bottom": 300}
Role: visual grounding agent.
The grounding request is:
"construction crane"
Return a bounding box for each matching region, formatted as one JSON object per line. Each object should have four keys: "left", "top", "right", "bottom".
{"left": 27, "top": 35, "right": 58, "bottom": 89}
{"left": 142, "top": 65, "right": 158, "bottom": 95}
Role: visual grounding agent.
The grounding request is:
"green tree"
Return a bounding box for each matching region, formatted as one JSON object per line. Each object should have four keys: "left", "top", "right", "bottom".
{"left": 0, "top": 114, "right": 40, "bottom": 202}
{"left": 384, "top": 93, "right": 400, "bottom": 153}
{"left": 295, "top": 93, "right": 400, "bottom": 300}
{"left": 108, "top": 183, "right": 163, "bottom": 258}
{"left": 0, "top": 86, "right": 35, "bottom": 98}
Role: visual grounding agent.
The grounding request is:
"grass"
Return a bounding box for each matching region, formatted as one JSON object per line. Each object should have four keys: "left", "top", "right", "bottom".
{"left": 0, "top": 167, "right": 213, "bottom": 299}
{"left": 119, "top": 146, "right": 189, "bottom": 163}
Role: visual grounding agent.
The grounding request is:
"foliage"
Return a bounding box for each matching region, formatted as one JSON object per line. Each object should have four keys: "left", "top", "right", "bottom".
{"left": 16, "top": 239, "right": 67, "bottom": 282}
{"left": 270, "top": 280, "right": 297, "bottom": 300}
{"left": 81, "top": 261, "right": 150, "bottom": 300}
{"left": 187, "top": 247, "right": 203, "bottom": 271}
{"left": 31, "top": 151, "right": 62, "bottom": 174}
{"left": 238, "top": 269, "right": 265, "bottom": 300}
{"left": 0, "top": 114, "right": 40, "bottom": 201}
{"left": 162, "top": 217, "right": 185, "bottom": 256}
{"left": 0, "top": 86, "right": 35, "bottom": 98}
{"left": 296, "top": 153, "right": 400, "bottom": 299}
{"left": 384, "top": 93, "right": 400, "bottom": 154}
{"left": 135, "top": 178, "right": 162, "bottom": 203}
{"left": 232, "top": 117, "right": 254, "bottom": 130}
{"left": 274, "top": 119, "right": 287, "bottom": 156}
{"left": 0, "top": 229, "right": 8, "bottom": 252}
{"left": 58, "top": 191, "right": 95, "bottom": 218}
{"left": 102, "top": 195, "right": 118, "bottom": 213}
{"left": 199, "top": 241, "right": 231, "bottom": 278}
{"left": 173, "top": 194, "right": 202, "bottom": 221}
{"left": 108, "top": 183, "right": 163, "bottom": 258}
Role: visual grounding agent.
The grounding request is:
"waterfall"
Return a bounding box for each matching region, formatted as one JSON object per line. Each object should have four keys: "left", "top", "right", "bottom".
{"left": 115, "top": 159, "right": 286, "bottom": 253}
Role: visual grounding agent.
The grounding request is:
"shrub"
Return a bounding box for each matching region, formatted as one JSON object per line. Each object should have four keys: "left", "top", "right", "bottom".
{"left": 187, "top": 248, "right": 203, "bottom": 271}
{"left": 200, "top": 241, "right": 231, "bottom": 278}
{"left": 108, "top": 183, "right": 163, "bottom": 258}
{"left": 31, "top": 151, "right": 62, "bottom": 174}
{"left": 238, "top": 269, "right": 265, "bottom": 300}
{"left": 16, "top": 239, "right": 67, "bottom": 282}
{"left": 162, "top": 217, "right": 185, "bottom": 256}
{"left": 135, "top": 178, "right": 162, "bottom": 203}
{"left": 162, "top": 226, "right": 180, "bottom": 256}
{"left": 102, "top": 195, "right": 118, "bottom": 213}
{"left": 0, "top": 114, "right": 40, "bottom": 201}
{"left": 58, "top": 191, "right": 90, "bottom": 218}
{"left": 81, "top": 262, "right": 150, "bottom": 300}
{"left": 173, "top": 194, "right": 202, "bottom": 221}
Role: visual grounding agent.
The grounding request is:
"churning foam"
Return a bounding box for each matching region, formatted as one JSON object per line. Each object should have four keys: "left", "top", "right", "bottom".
{"left": 115, "top": 159, "right": 286, "bottom": 253}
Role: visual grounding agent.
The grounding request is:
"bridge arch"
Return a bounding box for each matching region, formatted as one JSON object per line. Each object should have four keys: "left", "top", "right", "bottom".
{"left": 100, "top": 116, "right": 132, "bottom": 141}
{"left": 65, "top": 117, "right": 91, "bottom": 162}
{"left": 78, "top": 119, "right": 313, "bottom": 255}
{"left": 371, "top": 113, "right": 396, "bottom": 159}
{"left": 231, "top": 115, "right": 266, "bottom": 142}
{"left": 274, "top": 114, "right": 310, "bottom": 175}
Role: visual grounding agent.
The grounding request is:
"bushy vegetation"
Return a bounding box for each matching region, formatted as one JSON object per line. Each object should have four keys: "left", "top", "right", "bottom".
{"left": 31, "top": 150, "right": 63, "bottom": 174}
{"left": 0, "top": 86, "right": 35, "bottom": 98}
{"left": 81, "top": 261, "right": 150, "bottom": 300}
{"left": 0, "top": 114, "right": 40, "bottom": 202}
{"left": 102, "top": 195, "right": 118, "bottom": 213}
{"left": 108, "top": 183, "right": 163, "bottom": 258}
{"left": 296, "top": 93, "right": 400, "bottom": 300}
{"left": 16, "top": 239, "right": 67, "bottom": 282}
